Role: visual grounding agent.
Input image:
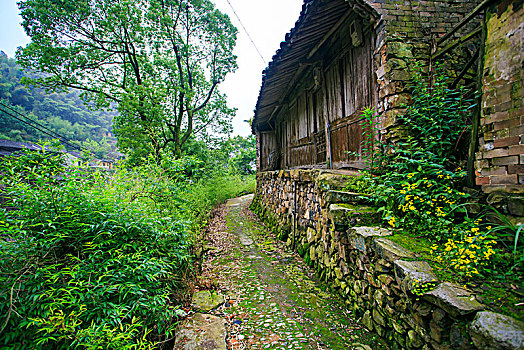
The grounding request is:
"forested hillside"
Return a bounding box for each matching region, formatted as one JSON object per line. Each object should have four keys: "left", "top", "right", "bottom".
{"left": 0, "top": 51, "right": 116, "bottom": 153}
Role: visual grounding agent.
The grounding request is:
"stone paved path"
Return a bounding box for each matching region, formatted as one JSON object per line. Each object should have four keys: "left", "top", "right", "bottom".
{"left": 192, "top": 194, "right": 386, "bottom": 350}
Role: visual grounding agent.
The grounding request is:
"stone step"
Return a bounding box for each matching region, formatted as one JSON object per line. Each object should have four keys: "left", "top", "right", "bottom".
{"left": 325, "top": 190, "right": 371, "bottom": 205}
{"left": 174, "top": 313, "right": 227, "bottom": 350}
{"left": 328, "top": 203, "right": 379, "bottom": 230}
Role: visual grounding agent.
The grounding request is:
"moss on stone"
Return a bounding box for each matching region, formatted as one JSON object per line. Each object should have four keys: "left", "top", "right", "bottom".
{"left": 329, "top": 204, "right": 379, "bottom": 230}
{"left": 387, "top": 233, "right": 433, "bottom": 259}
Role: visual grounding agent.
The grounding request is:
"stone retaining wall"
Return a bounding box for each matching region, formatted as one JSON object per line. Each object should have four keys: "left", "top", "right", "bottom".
{"left": 251, "top": 169, "right": 524, "bottom": 350}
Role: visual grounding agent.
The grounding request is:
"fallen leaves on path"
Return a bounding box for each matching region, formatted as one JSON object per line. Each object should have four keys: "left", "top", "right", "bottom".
{"left": 191, "top": 197, "right": 386, "bottom": 350}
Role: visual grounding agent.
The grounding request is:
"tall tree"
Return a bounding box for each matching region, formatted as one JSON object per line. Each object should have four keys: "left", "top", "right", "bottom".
{"left": 17, "top": 0, "right": 238, "bottom": 159}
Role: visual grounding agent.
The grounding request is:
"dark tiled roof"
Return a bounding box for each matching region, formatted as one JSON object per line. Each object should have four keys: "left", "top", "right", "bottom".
{"left": 252, "top": 0, "right": 378, "bottom": 133}
{"left": 0, "top": 139, "right": 42, "bottom": 151}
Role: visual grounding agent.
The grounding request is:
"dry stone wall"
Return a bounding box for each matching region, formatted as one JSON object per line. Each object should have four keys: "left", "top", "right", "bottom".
{"left": 252, "top": 169, "right": 524, "bottom": 350}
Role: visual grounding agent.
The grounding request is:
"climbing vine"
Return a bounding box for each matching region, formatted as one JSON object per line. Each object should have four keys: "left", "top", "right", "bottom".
{"left": 345, "top": 66, "right": 523, "bottom": 283}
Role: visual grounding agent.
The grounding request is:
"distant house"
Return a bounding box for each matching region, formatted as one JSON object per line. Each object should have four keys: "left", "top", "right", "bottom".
{"left": 0, "top": 139, "right": 45, "bottom": 157}
{"left": 97, "top": 151, "right": 126, "bottom": 170}
{"left": 106, "top": 151, "right": 126, "bottom": 162}
{"left": 0, "top": 139, "right": 124, "bottom": 171}
{"left": 97, "top": 159, "right": 114, "bottom": 170}
{"left": 66, "top": 151, "right": 118, "bottom": 170}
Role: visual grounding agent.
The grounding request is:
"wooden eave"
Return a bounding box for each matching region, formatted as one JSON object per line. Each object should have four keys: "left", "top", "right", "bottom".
{"left": 252, "top": 0, "right": 379, "bottom": 133}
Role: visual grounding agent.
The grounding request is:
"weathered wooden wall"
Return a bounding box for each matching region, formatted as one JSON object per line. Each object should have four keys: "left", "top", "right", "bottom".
{"left": 259, "top": 131, "right": 277, "bottom": 172}
{"left": 326, "top": 30, "right": 376, "bottom": 169}
{"left": 266, "top": 22, "right": 377, "bottom": 171}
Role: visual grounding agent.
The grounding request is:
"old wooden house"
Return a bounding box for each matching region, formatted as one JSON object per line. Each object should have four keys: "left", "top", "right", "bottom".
{"left": 252, "top": 0, "right": 482, "bottom": 172}
{"left": 250, "top": 1, "right": 524, "bottom": 348}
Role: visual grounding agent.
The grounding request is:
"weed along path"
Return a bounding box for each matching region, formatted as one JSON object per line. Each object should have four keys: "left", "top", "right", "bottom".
{"left": 174, "top": 194, "right": 386, "bottom": 350}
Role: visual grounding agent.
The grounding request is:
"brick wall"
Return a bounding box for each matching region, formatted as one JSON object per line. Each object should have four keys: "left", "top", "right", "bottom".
{"left": 367, "top": 0, "right": 481, "bottom": 139}
{"left": 476, "top": 1, "right": 524, "bottom": 198}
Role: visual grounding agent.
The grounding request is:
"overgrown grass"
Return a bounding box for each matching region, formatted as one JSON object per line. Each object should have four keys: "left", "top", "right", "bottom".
{"left": 0, "top": 147, "right": 255, "bottom": 349}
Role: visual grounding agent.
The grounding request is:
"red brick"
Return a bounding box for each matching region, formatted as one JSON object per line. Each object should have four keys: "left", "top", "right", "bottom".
{"left": 495, "top": 101, "right": 513, "bottom": 113}
{"left": 493, "top": 156, "right": 519, "bottom": 166}
{"left": 495, "top": 83, "right": 512, "bottom": 94}
{"left": 485, "top": 111, "right": 510, "bottom": 124}
{"left": 490, "top": 174, "right": 519, "bottom": 185}
{"left": 494, "top": 136, "right": 520, "bottom": 148}
{"left": 493, "top": 118, "right": 521, "bottom": 131}
{"left": 509, "top": 145, "right": 524, "bottom": 156}
{"left": 509, "top": 107, "right": 524, "bottom": 119}
{"left": 508, "top": 165, "right": 524, "bottom": 174}
{"left": 509, "top": 125, "right": 524, "bottom": 137}
{"left": 481, "top": 166, "right": 507, "bottom": 176}
{"left": 476, "top": 176, "right": 491, "bottom": 185}
{"left": 483, "top": 148, "right": 509, "bottom": 159}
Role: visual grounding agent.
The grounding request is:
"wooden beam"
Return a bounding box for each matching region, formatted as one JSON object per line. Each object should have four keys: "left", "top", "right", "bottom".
{"left": 432, "top": 26, "right": 482, "bottom": 60}
{"left": 467, "top": 17, "right": 487, "bottom": 187}
{"left": 321, "top": 69, "right": 332, "bottom": 169}
{"left": 437, "top": 0, "right": 492, "bottom": 45}
{"left": 307, "top": 9, "right": 352, "bottom": 60}
{"left": 451, "top": 48, "right": 480, "bottom": 88}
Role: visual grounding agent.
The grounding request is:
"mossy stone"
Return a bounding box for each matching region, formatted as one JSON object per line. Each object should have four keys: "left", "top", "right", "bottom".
{"left": 174, "top": 313, "right": 227, "bottom": 350}
{"left": 469, "top": 311, "right": 524, "bottom": 350}
{"left": 423, "top": 282, "right": 484, "bottom": 318}
{"left": 192, "top": 290, "right": 225, "bottom": 312}
{"left": 373, "top": 238, "right": 416, "bottom": 262}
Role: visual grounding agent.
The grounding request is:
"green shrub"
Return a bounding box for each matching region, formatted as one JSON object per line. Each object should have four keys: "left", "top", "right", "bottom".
{"left": 0, "top": 148, "right": 190, "bottom": 349}
{"left": 349, "top": 66, "right": 522, "bottom": 280}
{"left": 0, "top": 143, "right": 256, "bottom": 348}
{"left": 372, "top": 65, "right": 474, "bottom": 241}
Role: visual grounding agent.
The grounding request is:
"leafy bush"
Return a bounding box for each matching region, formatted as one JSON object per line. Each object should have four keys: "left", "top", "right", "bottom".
{"left": 0, "top": 148, "right": 189, "bottom": 348}
{"left": 396, "top": 64, "right": 473, "bottom": 162}
{"left": 431, "top": 219, "right": 498, "bottom": 278}
{"left": 0, "top": 141, "right": 257, "bottom": 348}
{"left": 343, "top": 67, "right": 523, "bottom": 281}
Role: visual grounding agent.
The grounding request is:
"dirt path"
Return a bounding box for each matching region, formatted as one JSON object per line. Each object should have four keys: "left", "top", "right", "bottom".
{"left": 197, "top": 194, "right": 386, "bottom": 350}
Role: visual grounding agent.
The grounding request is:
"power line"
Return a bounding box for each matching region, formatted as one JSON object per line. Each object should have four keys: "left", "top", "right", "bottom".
{"left": 0, "top": 105, "right": 88, "bottom": 153}
{"left": 224, "top": 0, "right": 266, "bottom": 64}
{"left": 0, "top": 107, "right": 84, "bottom": 152}
{"left": 0, "top": 101, "right": 78, "bottom": 146}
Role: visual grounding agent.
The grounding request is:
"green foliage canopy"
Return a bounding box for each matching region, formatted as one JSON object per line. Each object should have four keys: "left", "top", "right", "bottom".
{"left": 17, "top": 0, "right": 238, "bottom": 160}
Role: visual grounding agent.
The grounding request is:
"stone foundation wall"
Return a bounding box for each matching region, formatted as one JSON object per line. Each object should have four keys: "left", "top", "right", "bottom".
{"left": 252, "top": 169, "right": 524, "bottom": 350}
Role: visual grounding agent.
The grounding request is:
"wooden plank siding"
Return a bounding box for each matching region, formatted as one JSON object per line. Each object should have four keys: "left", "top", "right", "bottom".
{"left": 326, "top": 29, "right": 376, "bottom": 169}
{"left": 260, "top": 21, "right": 377, "bottom": 171}
{"left": 259, "top": 131, "right": 277, "bottom": 172}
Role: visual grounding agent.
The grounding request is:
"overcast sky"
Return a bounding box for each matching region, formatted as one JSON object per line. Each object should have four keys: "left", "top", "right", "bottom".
{"left": 0, "top": 0, "right": 304, "bottom": 136}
